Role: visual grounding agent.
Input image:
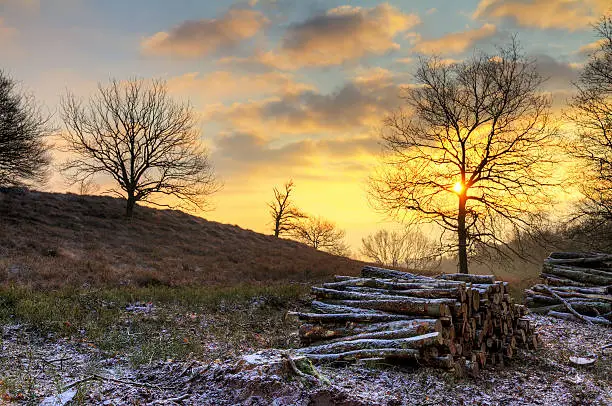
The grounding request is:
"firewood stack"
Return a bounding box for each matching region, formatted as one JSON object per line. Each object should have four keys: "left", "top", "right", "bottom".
{"left": 525, "top": 252, "right": 612, "bottom": 325}
{"left": 290, "top": 266, "right": 539, "bottom": 377}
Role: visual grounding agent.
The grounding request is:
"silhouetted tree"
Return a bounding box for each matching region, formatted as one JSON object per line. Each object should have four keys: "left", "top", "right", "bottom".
{"left": 566, "top": 15, "right": 612, "bottom": 222}
{"left": 370, "top": 40, "right": 557, "bottom": 274}
{"left": 61, "top": 78, "right": 219, "bottom": 217}
{"left": 268, "top": 179, "right": 305, "bottom": 237}
{"left": 293, "top": 216, "right": 350, "bottom": 256}
{"left": 0, "top": 70, "right": 51, "bottom": 186}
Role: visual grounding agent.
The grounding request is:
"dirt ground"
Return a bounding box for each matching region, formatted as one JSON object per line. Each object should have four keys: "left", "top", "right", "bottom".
{"left": 1, "top": 314, "right": 610, "bottom": 406}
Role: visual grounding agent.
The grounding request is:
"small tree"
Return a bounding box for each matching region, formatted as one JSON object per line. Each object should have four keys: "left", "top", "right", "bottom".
{"left": 268, "top": 180, "right": 305, "bottom": 237}
{"left": 370, "top": 40, "right": 557, "bottom": 273}
{"left": 402, "top": 227, "right": 441, "bottom": 271}
{"left": 566, "top": 15, "right": 612, "bottom": 222}
{"left": 0, "top": 70, "right": 51, "bottom": 186}
{"left": 293, "top": 216, "right": 350, "bottom": 256}
{"left": 61, "top": 78, "right": 219, "bottom": 217}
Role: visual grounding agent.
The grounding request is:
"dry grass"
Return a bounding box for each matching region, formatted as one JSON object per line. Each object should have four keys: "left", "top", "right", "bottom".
{"left": 0, "top": 188, "right": 365, "bottom": 289}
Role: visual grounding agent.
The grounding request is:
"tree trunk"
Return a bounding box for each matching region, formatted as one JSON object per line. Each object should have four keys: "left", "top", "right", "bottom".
{"left": 125, "top": 194, "right": 136, "bottom": 218}
{"left": 457, "top": 192, "right": 468, "bottom": 274}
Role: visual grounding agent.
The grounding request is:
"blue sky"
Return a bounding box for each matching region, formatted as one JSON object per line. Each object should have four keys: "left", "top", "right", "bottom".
{"left": 0, "top": 0, "right": 609, "bottom": 252}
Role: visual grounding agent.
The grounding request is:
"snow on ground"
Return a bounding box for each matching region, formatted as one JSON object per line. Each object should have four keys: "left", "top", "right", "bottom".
{"left": 1, "top": 315, "right": 610, "bottom": 405}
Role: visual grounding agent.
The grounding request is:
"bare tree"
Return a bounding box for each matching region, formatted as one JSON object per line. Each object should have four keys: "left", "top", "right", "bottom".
{"left": 360, "top": 229, "right": 408, "bottom": 267}
{"left": 61, "top": 78, "right": 219, "bottom": 217}
{"left": 566, "top": 15, "right": 612, "bottom": 223}
{"left": 0, "top": 70, "right": 51, "bottom": 186}
{"left": 370, "top": 40, "right": 557, "bottom": 274}
{"left": 293, "top": 216, "right": 350, "bottom": 256}
{"left": 360, "top": 227, "right": 440, "bottom": 270}
{"left": 268, "top": 180, "right": 306, "bottom": 237}
{"left": 403, "top": 227, "right": 441, "bottom": 271}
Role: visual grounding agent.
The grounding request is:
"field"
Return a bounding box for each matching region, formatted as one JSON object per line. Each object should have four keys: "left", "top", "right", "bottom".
{"left": 0, "top": 188, "right": 609, "bottom": 405}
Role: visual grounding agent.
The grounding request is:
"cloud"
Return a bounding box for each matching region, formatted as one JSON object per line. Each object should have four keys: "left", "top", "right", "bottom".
{"left": 257, "top": 3, "right": 420, "bottom": 69}
{"left": 141, "top": 9, "right": 268, "bottom": 57}
{"left": 212, "top": 132, "right": 380, "bottom": 174}
{"left": 167, "top": 70, "right": 314, "bottom": 102}
{"left": 413, "top": 24, "right": 497, "bottom": 55}
{"left": 532, "top": 54, "right": 579, "bottom": 91}
{"left": 473, "top": 0, "right": 609, "bottom": 31}
{"left": 207, "top": 68, "right": 402, "bottom": 134}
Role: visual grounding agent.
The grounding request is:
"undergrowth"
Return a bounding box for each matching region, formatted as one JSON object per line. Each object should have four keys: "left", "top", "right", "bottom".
{"left": 0, "top": 284, "right": 308, "bottom": 367}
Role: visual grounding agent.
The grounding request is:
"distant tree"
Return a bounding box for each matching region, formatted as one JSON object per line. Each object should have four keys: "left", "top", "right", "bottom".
{"left": 360, "top": 229, "right": 407, "bottom": 267}
{"left": 360, "top": 227, "right": 440, "bottom": 270}
{"left": 0, "top": 70, "right": 51, "bottom": 186}
{"left": 402, "top": 227, "right": 441, "bottom": 271}
{"left": 293, "top": 216, "right": 350, "bottom": 256}
{"left": 60, "top": 78, "right": 219, "bottom": 217}
{"left": 370, "top": 40, "right": 557, "bottom": 274}
{"left": 268, "top": 180, "right": 306, "bottom": 237}
{"left": 566, "top": 15, "right": 612, "bottom": 222}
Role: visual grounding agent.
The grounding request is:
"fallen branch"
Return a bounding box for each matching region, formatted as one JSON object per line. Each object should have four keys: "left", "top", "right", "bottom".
{"left": 539, "top": 285, "right": 593, "bottom": 325}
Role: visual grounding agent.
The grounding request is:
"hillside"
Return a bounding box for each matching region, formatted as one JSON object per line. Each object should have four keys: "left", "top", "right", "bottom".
{"left": 0, "top": 188, "right": 365, "bottom": 289}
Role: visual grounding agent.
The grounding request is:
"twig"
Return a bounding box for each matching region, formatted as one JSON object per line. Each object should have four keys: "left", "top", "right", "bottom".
{"left": 63, "top": 376, "right": 99, "bottom": 390}
{"left": 539, "top": 285, "right": 594, "bottom": 325}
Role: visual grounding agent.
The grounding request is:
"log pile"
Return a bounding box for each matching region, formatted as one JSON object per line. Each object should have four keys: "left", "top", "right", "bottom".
{"left": 290, "top": 266, "right": 539, "bottom": 377}
{"left": 525, "top": 252, "right": 612, "bottom": 325}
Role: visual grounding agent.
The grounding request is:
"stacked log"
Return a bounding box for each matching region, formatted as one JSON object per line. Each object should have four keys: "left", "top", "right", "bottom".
{"left": 526, "top": 252, "right": 612, "bottom": 325}
{"left": 290, "top": 266, "right": 539, "bottom": 377}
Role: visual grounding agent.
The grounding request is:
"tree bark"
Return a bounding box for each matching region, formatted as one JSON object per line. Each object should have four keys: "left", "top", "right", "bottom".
{"left": 125, "top": 193, "right": 136, "bottom": 218}
{"left": 457, "top": 191, "right": 468, "bottom": 274}
{"left": 289, "top": 312, "right": 419, "bottom": 323}
{"left": 296, "top": 332, "right": 441, "bottom": 355}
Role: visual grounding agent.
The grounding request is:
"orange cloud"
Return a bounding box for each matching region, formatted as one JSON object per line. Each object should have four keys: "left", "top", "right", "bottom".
{"left": 413, "top": 24, "right": 497, "bottom": 55}
{"left": 167, "top": 70, "right": 314, "bottom": 102}
{"left": 473, "top": 0, "right": 608, "bottom": 31}
{"left": 141, "top": 9, "right": 268, "bottom": 57}
{"left": 257, "top": 3, "right": 420, "bottom": 69}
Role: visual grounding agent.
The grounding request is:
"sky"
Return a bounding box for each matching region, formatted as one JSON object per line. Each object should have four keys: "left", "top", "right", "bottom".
{"left": 0, "top": 0, "right": 609, "bottom": 254}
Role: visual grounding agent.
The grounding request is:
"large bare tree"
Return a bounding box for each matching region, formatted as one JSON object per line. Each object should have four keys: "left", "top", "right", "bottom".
{"left": 61, "top": 79, "right": 219, "bottom": 217}
{"left": 566, "top": 15, "right": 612, "bottom": 223}
{"left": 0, "top": 70, "right": 51, "bottom": 186}
{"left": 268, "top": 180, "right": 305, "bottom": 237}
{"left": 370, "top": 41, "right": 557, "bottom": 274}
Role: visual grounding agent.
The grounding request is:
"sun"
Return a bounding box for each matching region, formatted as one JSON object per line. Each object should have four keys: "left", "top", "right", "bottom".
{"left": 453, "top": 182, "right": 464, "bottom": 193}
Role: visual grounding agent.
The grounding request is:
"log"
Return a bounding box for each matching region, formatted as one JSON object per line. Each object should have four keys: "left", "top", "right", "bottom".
{"left": 540, "top": 286, "right": 609, "bottom": 295}
{"left": 438, "top": 274, "right": 496, "bottom": 284}
{"left": 527, "top": 301, "right": 611, "bottom": 316}
{"left": 299, "top": 319, "right": 437, "bottom": 342}
{"left": 546, "top": 310, "right": 612, "bottom": 325}
{"left": 303, "top": 348, "right": 420, "bottom": 364}
{"left": 542, "top": 265, "right": 612, "bottom": 285}
{"left": 310, "top": 301, "right": 383, "bottom": 314}
{"left": 530, "top": 286, "right": 612, "bottom": 302}
{"left": 361, "top": 266, "right": 423, "bottom": 280}
{"left": 320, "top": 322, "right": 438, "bottom": 344}
{"left": 323, "top": 278, "right": 463, "bottom": 291}
{"left": 289, "top": 312, "right": 419, "bottom": 323}
{"left": 549, "top": 264, "right": 612, "bottom": 278}
{"left": 327, "top": 298, "right": 457, "bottom": 317}
{"left": 313, "top": 287, "right": 458, "bottom": 302}
{"left": 343, "top": 286, "right": 466, "bottom": 300}
{"left": 295, "top": 332, "right": 442, "bottom": 355}
{"left": 541, "top": 274, "right": 589, "bottom": 287}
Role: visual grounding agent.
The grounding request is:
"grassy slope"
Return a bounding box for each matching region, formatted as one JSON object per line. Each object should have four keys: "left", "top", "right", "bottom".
{"left": 0, "top": 188, "right": 366, "bottom": 289}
